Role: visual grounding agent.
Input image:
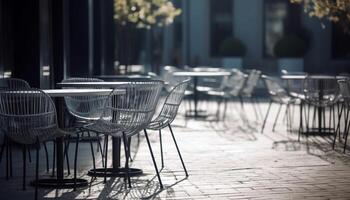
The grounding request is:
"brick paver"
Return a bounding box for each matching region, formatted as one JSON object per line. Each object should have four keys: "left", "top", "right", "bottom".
{"left": 1, "top": 101, "right": 350, "bottom": 199}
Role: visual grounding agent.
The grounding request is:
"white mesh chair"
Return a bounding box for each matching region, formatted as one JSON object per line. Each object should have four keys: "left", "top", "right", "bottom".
{"left": 303, "top": 76, "right": 339, "bottom": 139}
{"left": 0, "top": 88, "right": 73, "bottom": 199}
{"left": 61, "top": 77, "right": 108, "bottom": 177}
{"left": 83, "top": 80, "right": 164, "bottom": 188}
{"left": 261, "top": 75, "right": 296, "bottom": 134}
{"left": 240, "top": 69, "right": 262, "bottom": 121}
{"left": 333, "top": 79, "right": 350, "bottom": 152}
{"left": 147, "top": 79, "right": 190, "bottom": 176}
{"left": 0, "top": 78, "right": 45, "bottom": 189}
{"left": 206, "top": 69, "right": 246, "bottom": 120}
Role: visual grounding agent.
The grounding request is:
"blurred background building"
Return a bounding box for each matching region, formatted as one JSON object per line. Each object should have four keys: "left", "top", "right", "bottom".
{"left": 1, "top": 0, "right": 350, "bottom": 88}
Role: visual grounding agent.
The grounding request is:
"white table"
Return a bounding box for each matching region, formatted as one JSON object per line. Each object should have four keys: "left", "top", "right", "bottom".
{"left": 57, "top": 82, "right": 130, "bottom": 88}
{"left": 173, "top": 71, "right": 232, "bottom": 118}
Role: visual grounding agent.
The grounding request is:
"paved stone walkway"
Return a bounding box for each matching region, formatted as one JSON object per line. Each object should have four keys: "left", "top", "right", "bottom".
{"left": 1, "top": 101, "right": 350, "bottom": 199}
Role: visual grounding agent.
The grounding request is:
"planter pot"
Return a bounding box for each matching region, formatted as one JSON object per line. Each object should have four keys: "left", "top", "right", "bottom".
{"left": 277, "top": 58, "right": 304, "bottom": 74}
{"left": 221, "top": 57, "right": 242, "bottom": 70}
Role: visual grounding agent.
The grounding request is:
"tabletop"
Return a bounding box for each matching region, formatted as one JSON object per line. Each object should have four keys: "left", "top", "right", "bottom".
{"left": 42, "top": 88, "right": 117, "bottom": 97}
{"left": 173, "top": 71, "right": 231, "bottom": 77}
{"left": 57, "top": 81, "right": 131, "bottom": 88}
{"left": 281, "top": 74, "right": 346, "bottom": 80}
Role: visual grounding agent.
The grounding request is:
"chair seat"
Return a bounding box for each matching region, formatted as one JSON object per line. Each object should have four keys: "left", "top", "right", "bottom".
{"left": 147, "top": 117, "right": 172, "bottom": 130}
{"left": 290, "top": 92, "right": 305, "bottom": 100}
{"left": 83, "top": 121, "right": 123, "bottom": 137}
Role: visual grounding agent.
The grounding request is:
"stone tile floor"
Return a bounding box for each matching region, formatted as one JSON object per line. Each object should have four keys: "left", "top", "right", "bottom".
{"left": 1, "top": 101, "right": 350, "bottom": 199}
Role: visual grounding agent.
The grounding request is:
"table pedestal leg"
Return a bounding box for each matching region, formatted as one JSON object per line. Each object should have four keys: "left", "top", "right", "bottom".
{"left": 87, "top": 136, "right": 142, "bottom": 177}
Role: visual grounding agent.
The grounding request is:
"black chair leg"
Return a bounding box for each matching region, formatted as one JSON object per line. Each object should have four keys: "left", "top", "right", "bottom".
{"left": 104, "top": 135, "right": 109, "bottom": 183}
{"left": 87, "top": 131, "right": 96, "bottom": 181}
{"left": 22, "top": 145, "right": 26, "bottom": 190}
{"left": 52, "top": 140, "right": 56, "bottom": 177}
{"left": 6, "top": 136, "right": 9, "bottom": 180}
{"left": 143, "top": 129, "right": 163, "bottom": 189}
{"left": 35, "top": 140, "right": 40, "bottom": 200}
{"left": 272, "top": 104, "right": 283, "bottom": 132}
{"left": 261, "top": 101, "right": 272, "bottom": 133}
{"left": 73, "top": 134, "right": 80, "bottom": 191}
{"left": 343, "top": 119, "right": 350, "bottom": 153}
{"left": 159, "top": 129, "right": 164, "bottom": 169}
{"left": 168, "top": 125, "right": 189, "bottom": 177}
{"left": 122, "top": 132, "right": 131, "bottom": 188}
{"left": 0, "top": 134, "right": 5, "bottom": 163}
{"left": 28, "top": 147, "right": 32, "bottom": 163}
{"left": 64, "top": 136, "right": 71, "bottom": 175}
{"left": 9, "top": 140, "right": 12, "bottom": 177}
{"left": 43, "top": 142, "right": 49, "bottom": 172}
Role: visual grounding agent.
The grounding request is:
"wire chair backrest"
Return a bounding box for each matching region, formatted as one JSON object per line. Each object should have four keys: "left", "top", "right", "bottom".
{"left": 100, "top": 80, "right": 164, "bottom": 137}
{"left": 153, "top": 79, "right": 190, "bottom": 129}
{"left": 338, "top": 78, "right": 350, "bottom": 107}
{"left": 263, "top": 75, "right": 289, "bottom": 103}
{"left": 241, "top": 69, "right": 261, "bottom": 97}
{"left": 220, "top": 69, "right": 246, "bottom": 96}
{"left": 304, "top": 75, "right": 339, "bottom": 107}
{"left": 62, "top": 77, "right": 108, "bottom": 121}
{"left": 281, "top": 70, "right": 307, "bottom": 96}
{"left": 0, "top": 78, "right": 30, "bottom": 89}
{"left": 0, "top": 89, "right": 58, "bottom": 144}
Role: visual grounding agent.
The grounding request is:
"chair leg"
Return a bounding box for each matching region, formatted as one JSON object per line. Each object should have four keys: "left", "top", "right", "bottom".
{"left": 168, "top": 125, "right": 188, "bottom": 177}
{"left": 9, "top": 140, "right": 12, "bottom": 177}
{"left": 159, "top": 129, "right": 164, "bottom": 169}
{"left": 43, "top": 142, "right": 49, "bottom": 172}
{"left": 143, "top": 129, "right": 163, "bottom": 189}
{"left": 52, "top": 140, "right": 56, "bottom": 177}
{"left": 104, "top": 135, "right": 109, "bottom": 183}
{"left": 343, "top": 117, "right": 350, "bottom": 153}
{"left": 6, "top": 136, "right": 9, "bottom": 180}
{"left": 73, "top": 134, "right": 80, "bottom": 191}
{"left": 261, "top": 101, "right": 272, "bottom": 133}
{"left": 22, "top": 145, "right": 26, "bottom": 190}
{"left": 87, "top": 131, "right": 96, "bottom": 180}
{"left": 272, "top": 104, "right": 283, "bottom": 132}
{"left": 35, "top": 140, "right": 40, "bottom": 200}
{"left": 122, "top": 132, "right": 131, "bottom": 188}
{"left": 223, "top": 98, "right": 228, "bottom": 121}
{"left": 64, "top": 136, "right": 71, "bottom": 175}
{"left": 0, "top": 134, "right": 5, "bottom": 164}
{"left": 28, "top": 148, "right": 32, "bottom": 163}
{"left": 333, "top": 104, "right": 344, "bottom": 149}
{"left": 299, "top": 102, "right": 304, "bottom": 142}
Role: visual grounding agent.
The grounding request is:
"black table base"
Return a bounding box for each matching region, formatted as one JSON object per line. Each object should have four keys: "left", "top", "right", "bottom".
{"left": 87, "top": 167, "right": 143, "bottom": 177}
{"left": 301, "top": 127, "right": 335, "bottom": 136}
{"left": 185, "top": 110, "right": 209, "bottom": 118}
{"left": 32, "top": 178, "right": 88, "bottom": 189}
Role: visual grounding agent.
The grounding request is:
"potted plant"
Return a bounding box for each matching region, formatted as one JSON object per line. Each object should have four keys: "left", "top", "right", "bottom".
{"left": 274, "top": 34, "right": 307, "bottom": 73}
{"left": 218, "top": 37, "right": 246, "bottom": 69}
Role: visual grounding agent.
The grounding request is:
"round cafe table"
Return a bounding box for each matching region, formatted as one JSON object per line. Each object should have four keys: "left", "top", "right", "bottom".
{"left": 173, "top": 71, "right": 231, "bottom": 118}
{"left": 56, "top": 81, "right": 151, "bottom": 178}
{"left": 282, "top": 74, "right": 338, "bottom": 135}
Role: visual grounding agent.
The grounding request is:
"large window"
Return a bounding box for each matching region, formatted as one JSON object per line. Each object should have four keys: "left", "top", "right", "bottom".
{"left": 210, "top": 0, "right": 233, "bottom": 57}
{"left": 332, "top": 23, "right": 350, "bottom": 59}
{"left": 264, "top": 0, "right": 302, "bottom": 57}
